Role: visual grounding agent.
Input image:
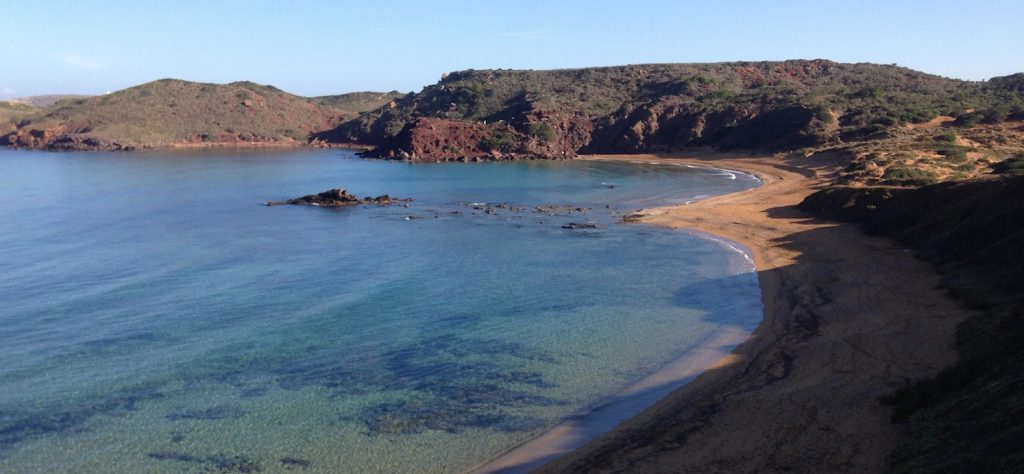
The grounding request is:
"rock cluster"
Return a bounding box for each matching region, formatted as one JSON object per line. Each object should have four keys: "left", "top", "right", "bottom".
{"left": 460, "top": 202, "right": 590, "bottom": 216}
{"left": 266, "top": 188, "right": 411, "bottom": 207}
{"left": 561, "top": 222, "right": 602, "bottom": 229}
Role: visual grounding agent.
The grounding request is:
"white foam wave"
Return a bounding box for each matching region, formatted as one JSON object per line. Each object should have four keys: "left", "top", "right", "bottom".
{"left": 691, "top": 232, "right": 756, "bottom": 272}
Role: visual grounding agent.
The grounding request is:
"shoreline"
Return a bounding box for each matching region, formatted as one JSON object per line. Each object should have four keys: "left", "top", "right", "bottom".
{"left": 497, "top": 152, "right": 972, "bottom": 472}
{"left": 475, "top": 156, "right": 767, "bottom": 473}
{"left": 475, "top": 248, "right": 758, "bottom": 473}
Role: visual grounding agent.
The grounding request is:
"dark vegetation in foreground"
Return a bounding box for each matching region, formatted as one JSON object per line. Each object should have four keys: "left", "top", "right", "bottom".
{"left": 800, "top": 175, "right": 1024, "bottom": 473}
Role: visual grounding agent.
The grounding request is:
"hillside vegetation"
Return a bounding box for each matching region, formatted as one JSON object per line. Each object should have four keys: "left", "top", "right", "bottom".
{"left": 1, "top": 80, "right": 400, "bottom": 150}
{"left": 0, "top": 100, "right": 35, "bottom": 124}
{"left": 317, "top": 60, "right": 1024, "bottom": 171}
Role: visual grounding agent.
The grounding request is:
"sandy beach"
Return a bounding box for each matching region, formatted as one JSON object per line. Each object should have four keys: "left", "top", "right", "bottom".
{"left": 488, "top": 152, "right": 975, "bottom": 472}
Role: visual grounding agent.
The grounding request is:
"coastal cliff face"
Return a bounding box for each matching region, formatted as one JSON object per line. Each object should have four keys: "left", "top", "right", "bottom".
{"left": 317, "top": 60, "right": 1024, "bottom": 162}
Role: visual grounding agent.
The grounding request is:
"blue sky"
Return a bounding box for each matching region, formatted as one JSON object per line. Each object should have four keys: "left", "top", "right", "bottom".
{"left": 2, "top": 0, "right": 1022, "bottom": 98}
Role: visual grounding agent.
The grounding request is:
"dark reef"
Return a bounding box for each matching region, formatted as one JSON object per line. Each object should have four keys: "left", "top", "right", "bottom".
{"left": 265, "top": 188, "right": 411, "bottom": 207}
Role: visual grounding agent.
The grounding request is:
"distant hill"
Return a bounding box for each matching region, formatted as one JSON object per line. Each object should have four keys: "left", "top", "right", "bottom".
{"left": 0, "top": 100, "right": 36, "bottom": 125}
{"left": 4, "top": 61, "right": 1023, "bottom": 177}
{"left": 313, "top": 91, "right": 403, "bottom": 114}
{"left": 11, "top": 94, "right": 92, "bottom": 108}
{"left": 0, "top": 80, "right": 400, "bottom": 150}
{"left": 316, "top": 60, "right": 1024, "bottom": 177}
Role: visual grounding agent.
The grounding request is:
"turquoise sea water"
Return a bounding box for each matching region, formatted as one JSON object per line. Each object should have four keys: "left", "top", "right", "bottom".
{"left": 0, "top": 148, "right": 762, "bottom": 473}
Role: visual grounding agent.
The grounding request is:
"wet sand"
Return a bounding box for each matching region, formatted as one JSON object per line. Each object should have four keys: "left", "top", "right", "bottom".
{"left": 493, "top": 152, "right": 971, "bottom": 473}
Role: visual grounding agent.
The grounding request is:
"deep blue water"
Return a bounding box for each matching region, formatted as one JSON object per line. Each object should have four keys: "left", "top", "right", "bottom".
{"left": 0, "top": 148, "right": 762, "bottom": 473}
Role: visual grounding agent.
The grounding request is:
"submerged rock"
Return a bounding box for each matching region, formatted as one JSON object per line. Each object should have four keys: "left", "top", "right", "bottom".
{"left": 621, "top": 211, "right": 645, "bottom": 223}
{"left": 266, "top": 188, "right": 412, "bottom": 207}
{"left": 280, "top": 457, "right": 312, "bottom": 470}
{"left": 561, "top": 222, "right": 602, "bottom": 229}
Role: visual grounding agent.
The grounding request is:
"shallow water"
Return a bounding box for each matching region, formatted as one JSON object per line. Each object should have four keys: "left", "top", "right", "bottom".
{"left": 0, "top": 148, "right": 762, "bottom": 473}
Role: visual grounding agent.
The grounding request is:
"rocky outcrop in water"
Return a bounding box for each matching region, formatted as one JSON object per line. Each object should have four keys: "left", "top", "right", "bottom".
{"left": 266, "top": 188, "right": 411, "bottom": 207}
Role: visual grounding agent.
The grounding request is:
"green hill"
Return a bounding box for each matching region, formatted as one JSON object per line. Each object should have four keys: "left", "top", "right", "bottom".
{"left": 1, "top": 80, "right": 399, "bottom": 150}
{"left": 317, "top": 60, "right": 1024, "bottom": 168}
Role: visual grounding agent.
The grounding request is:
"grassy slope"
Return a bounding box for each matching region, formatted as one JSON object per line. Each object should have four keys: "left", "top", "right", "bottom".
{"left": 0, "top": 101, "right": 35, "bottom": 123}
{"left": 6, "top": 80, "right": 399, "bottom": 148}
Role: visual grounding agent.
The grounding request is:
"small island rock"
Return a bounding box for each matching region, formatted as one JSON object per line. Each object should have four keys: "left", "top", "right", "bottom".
{"left": 266, "top": 188, "right": 411, "bottom": 207}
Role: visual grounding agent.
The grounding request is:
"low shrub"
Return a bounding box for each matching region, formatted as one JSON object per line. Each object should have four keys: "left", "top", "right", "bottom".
{"left": 528, "top": 122, "right": 556, "bottom": 143}
{"left": 953, "top": 112, "right": 984, "bottom": 128}
{"left": 478, "top": 130, "right": 517, "bottom": 152}
{"left": 940, "top": 149, "right": 969, "bottom": 163}
{"left": 883, "top": 167, "right": 938, "bottom": 186}
{"left": 992, "top": 154, "right": 1024, "bottom": 175}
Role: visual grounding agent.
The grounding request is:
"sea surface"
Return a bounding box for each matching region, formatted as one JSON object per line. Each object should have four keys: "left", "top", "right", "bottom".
{"left": 0, "top": 148, "right": 762, "bottom": 473}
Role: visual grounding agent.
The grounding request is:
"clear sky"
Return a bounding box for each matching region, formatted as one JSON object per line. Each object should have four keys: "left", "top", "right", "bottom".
{"left": 2, "top": 0, "right": 1022, "bottom": 99}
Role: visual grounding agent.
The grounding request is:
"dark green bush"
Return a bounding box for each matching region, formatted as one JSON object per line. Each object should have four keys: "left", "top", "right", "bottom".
{"left": 855, "top": 86, "right": 884, "bottom": 99}
{"left": 478, "top": 131, "right": 517, "bottom": 152}
{"left": 813, "top": 104, "right": 835, "bottom": 124}
{"left": 903, "top": 108, "right": 938, "bottom": 124}
{"left": 528, "top": 122, "right": 556, "bottom": 143}
{"left": 883, "top": 167, "right": 938, "bottom": 186}
{"left": 992, "top": 155, "right": 1024, "bottom": 175}
{"left": 839, "top": 124, "right": 889, "bottom": 141}
{"left": 939, "top": 148, "right": 969, "bottom": 163}
{"left": 953, "top": 112, "right": 984, "bottom": 128}
{"left": 1009, "top": 105, "right": 1024, "bottom": 121}
{"left": 981, "top": 105, "right": 1010, "bottom": 124}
